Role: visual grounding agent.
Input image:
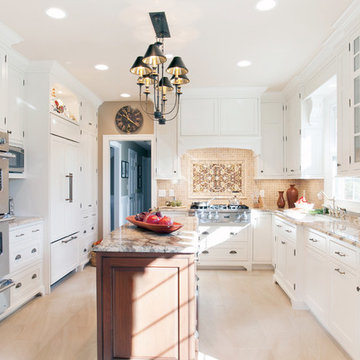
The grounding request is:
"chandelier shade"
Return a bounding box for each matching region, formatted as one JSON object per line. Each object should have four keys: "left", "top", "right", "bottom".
{"left": 130, "top": 56, "right": 152, "bottom": 76}
{"left": 158, "top": 77, "right": 173, "bottom": 93}
{"left": 143, "top": 44, "right": 167, "bottom": 66}
{"left": 166, "top": 56, "right": 188, "bottom": 75}
{"left": 170, "top": 74, "right": 190, "bottom": 85}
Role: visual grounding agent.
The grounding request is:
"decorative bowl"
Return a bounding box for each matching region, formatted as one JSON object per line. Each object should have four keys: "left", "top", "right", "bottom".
{"left": 126, "top": 215, "right": 183, "bottom": 234}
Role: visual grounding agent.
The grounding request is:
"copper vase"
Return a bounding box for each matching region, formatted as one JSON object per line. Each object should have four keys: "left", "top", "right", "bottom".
{"left": 286, "top": 184, "right": 298, "bottom": 208}
{"left": 277, "top": 191, "right": 285, "bottom": 208}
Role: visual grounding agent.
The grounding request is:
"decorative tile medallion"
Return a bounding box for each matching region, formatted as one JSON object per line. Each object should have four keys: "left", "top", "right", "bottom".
{"left": 191, "top": 160, "right": 244, "bottom": 197}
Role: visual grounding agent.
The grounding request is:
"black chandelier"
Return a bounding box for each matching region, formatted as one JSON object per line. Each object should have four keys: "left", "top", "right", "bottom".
{"left": 130, "top": 12, "right": 189, "bottom": 125}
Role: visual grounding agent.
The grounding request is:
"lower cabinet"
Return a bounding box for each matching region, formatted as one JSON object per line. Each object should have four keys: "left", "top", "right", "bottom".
{"left": 198, "top": 224, "right": 252, "bottom": 270}
{"left": 50, "top": 233, "right": 79, "bottom": 284}
{"left": 96, "top": 252, "right": 196, "bottom": 360}
{"left": 78, "top": 210, "right": 98, "bottom": 268}
{"left": 252, "top": 211, "right": 273, "bottom": 264}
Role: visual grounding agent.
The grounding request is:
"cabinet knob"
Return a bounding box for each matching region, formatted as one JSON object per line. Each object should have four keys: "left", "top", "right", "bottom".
{"left": 276, "top": 224, "right": 282, "bottom": 228}
{"left": 281, "top": 241, "right": 286, "bottom": 245}
{"left": 31, "top": 248, "right": 37, "bottom": 253}
{"left": 285, "top": 229, "right": 292, "bottom": 233}
{"left": 337, "top": 163, "right": 341, "bottom": 167}
{"left": 229, "top": 250, "right": 237, "bottom": 254}
{"left": 309, "top": 238, "right": 318, "bottom": 243}
{"left": 83, "top": 248, "right": 87, "bottom": 253}
{"left": 91, "top": 226, "right": 94, "bottom": 230}
{"left": 290, "top": 169, "right": 295, "bottom": 172}
{"left": 15, "top": 254, "right": 21, "bottom": 260}
{"left": 7, "top": 130, "right": 12, "bottom": 134}
{"left": 202, "top": 250, "right": 209, "bottom": 254}
{"left": 15, "top": 282, "right": 22, "bottom": 288}
{"left": 230, "top": 232, "right": 238, "bottom": 236}
{"left": 357, "top": 286, "right": 360, "bottom": 292}
{"left": 201, "top": 231, "right": 209, "bottom": 235}
{"left": 32, "top": 274, "right": 37, "bottom": 279}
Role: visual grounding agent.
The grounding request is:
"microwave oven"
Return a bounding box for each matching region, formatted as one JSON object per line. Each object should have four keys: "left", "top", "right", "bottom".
{"left": 9, "top": 145, "right": 24, "bottom": 173}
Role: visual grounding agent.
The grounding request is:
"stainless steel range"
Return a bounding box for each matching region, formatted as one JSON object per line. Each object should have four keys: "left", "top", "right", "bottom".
{"left": 192, "top": 203, "right": 251, "bottom": 224}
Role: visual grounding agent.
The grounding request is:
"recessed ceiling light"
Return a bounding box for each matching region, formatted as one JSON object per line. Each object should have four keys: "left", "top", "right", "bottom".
{"left": 46, "top": 8, "right": 67, "bottom": 19}
{"left": 237, "top": 60, "right": 252, "bottom": 67}
{"left": 58, "top": 90, "right": 63, "bottom": 94}
{"left": 120, "top": 93, "right": 131, "bottom": 98}
{"left": 94, "top": 64, "right": 109, "bottom": 71}
{"left": 256, "top": 0, "right": 277, "bottom": 11}
{"left": 166, "top": 54, "right": 173, "bottom": 59}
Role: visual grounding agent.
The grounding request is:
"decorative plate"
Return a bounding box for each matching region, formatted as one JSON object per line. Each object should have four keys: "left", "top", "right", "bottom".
{"left": 126, "top": 216, "right": 183, "bottom": 234}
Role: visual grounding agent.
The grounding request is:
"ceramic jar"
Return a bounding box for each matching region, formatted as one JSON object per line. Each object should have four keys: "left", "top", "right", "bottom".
{"left": 286, "top": 184, "right": 298, "bottom": 208}
{"left": 277, "top": 191, "right": 285, "bottom": 208}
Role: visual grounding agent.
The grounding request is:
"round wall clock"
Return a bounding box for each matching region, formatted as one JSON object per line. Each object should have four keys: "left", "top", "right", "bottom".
{"left": 115, "top": 105, "right": 144, "bottom": 133}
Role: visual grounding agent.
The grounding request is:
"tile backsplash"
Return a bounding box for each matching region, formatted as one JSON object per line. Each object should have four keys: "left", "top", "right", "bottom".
{"left": 157, "top": 148, "right": 324, "bottom": 209}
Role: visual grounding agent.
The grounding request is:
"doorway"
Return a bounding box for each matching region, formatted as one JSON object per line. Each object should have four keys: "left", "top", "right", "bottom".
{"left": 109, "top": 140, "right": 152, "bottom": 231}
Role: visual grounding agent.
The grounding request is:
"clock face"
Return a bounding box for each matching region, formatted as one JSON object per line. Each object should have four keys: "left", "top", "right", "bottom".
{"left": 115, "top": 105, "right": 144, "bottom": 133}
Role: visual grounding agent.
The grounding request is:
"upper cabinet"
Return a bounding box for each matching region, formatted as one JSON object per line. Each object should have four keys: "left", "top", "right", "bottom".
{"left": 0, "top": 48, "right": 7, "bottom": 133}
{"left": 257, "top": 101, "right": 284, "bottom": 178}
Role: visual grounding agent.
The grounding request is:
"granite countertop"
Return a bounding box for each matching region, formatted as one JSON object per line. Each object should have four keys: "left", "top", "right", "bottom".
{"left": 94, "top": 215, "right": 198, "bottom": 254}
{"left": 274, "top": 210, "right": 360, "bottom": 248}
{"left": 9, "top": 216, "right": 43, "bottom": 228}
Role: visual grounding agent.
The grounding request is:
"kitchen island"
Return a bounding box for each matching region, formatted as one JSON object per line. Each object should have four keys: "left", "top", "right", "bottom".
{"left": 94, "top": 215, "right": 198, "bottom": 360}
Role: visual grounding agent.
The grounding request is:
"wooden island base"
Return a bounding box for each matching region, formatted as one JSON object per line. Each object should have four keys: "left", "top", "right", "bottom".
{"left": 96, "top": 252, "right": 196, "bottom": 360}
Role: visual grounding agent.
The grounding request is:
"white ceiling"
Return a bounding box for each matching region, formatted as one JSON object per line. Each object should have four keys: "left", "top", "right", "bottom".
{"left": 0, "top": 0, "right": 353, "bottom": 101}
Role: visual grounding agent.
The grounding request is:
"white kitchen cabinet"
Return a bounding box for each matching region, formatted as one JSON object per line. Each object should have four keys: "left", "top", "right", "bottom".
{"left": 252, "top": 211, "right": 273, "bottom": 264}
{"left": 284, "top": 93, "right": 301, "bottom": 177}
{"left": 198, "top": 224, "right": 252, "bottom": 270}
{"left": 7, "top": 60, "right": 24, "bottom": 145}
{"left": 180, "top": 98, "right": 218, "bottom": 136}
{"left": 80, "top": 99, "right": 98, "bottom": 134}
{"left": 219, "top": 98, "right": 259, "bottom": 136}
{"left": 305, "top": 241, "right": 329, "bottom": 326}
{"left": 329, "top": 259, "right": 359, "bottom": 359}
{"left": 257, "top": 102, "right": 284, "bottom": 178}
{"left": 50, "top": 135, "right": 80, "bottom": 242}
{"left": 155, "top": 117, "right": 179, "bottom": 179}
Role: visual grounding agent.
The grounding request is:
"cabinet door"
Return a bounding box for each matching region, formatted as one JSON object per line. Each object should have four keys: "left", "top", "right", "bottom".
{"left": 252, "top": 212, "right": 272, "bottom": 263}
{"left": 64, "top": 140, "right": 80, "bottom": 236}
{"left": 276, "top": 234, "right": 287, "bottom": 279}
{"left": 350, "top": 34, "right": 360, "bottom": 171}
{"left": 305, "top": 247, "right": 329, "bottom": 324}
{"left": 155, "top": 117, "right": 179, "bottom": 179}
{"left": 219, "top": 98, "right": 259, "bottom": 136}
{"left": 7, "top": 63, "right": 24, "bottom": 145}
{"left": 50, "top": 136, "right": 66, "bottom": 241}
{"left": 285, "top": 94, "right": 301, "bottom": 177}
{"left": 329, "top": 262, "right": 358, "bottom": 358}
{"left": 180, "top": 98, "right": 218, "bottom": 135}
{"left": 0, "top": 50, "right": 7, "bottom": 132}
{"left": 285, "top": 239, "right": 297, "bottom": 293}
{"left": 259, "top": 102, "right": 284, "bottom": 177}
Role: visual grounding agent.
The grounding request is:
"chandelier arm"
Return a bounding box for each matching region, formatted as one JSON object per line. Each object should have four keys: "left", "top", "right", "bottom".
{"left": 163, "top": 91, "right": 179, "bottom": 115}
{"left": 163, "top": 94, "right": 181, "bottom": 122}
{"left": 138, "top": 88, "right": 155, "bottom": 116}
{"left": 160, "top": 62, "right": 165, "bottom": 114}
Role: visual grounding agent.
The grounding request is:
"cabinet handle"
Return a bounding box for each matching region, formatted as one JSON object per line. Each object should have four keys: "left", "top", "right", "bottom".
{"left": 356, "top": 286, "right": 360, "bottom": 292}
{"left": 91, "top": 226, "right": 94, "bottom": 230}
{"left": 285, "top": 229, "right": 292, "bottom": 233}
{"left": 202, "top": 250, "right": 209, "bottom": 254}
{"left": 337, "top": 163, "right": 341, "bottom": 167}
{"left": 88, "top": 204, "right": 92, "bottom": 207}
{"left": 7, "top": 130, "right": 12, "bottom": 134}
{"left": 334, "top": 251, "right": 346, "bottom": 257}
{"left": 230, "top": 232, "right": 238, "bottom": 236}
{"left": 83, "top": 230, "right": 87, "bottom": 234}
{"left": 89, "top": 122, "right": 92, "bottom": 126}
{"left": 16, "top": 233, "right": 25, "bottom": 237}
{"left": 229, "top": 250, "right": 237, "bottom": 254}
{"left": 62, "top": 235, "right": 77, "bottom": 244}
{"left": 15, "top": 254, "right": 21, "bottom": 260}
{"left": 32, "top": 229, "right": 40, "bottom": 233}
{"left": 65, "top": 173, "right": 73, "bottom": 202}
{"left": 83, "top": 248, "right": 87, "bottom": 253}
{"left": 281, "top": 241, "right": 286, "bottom": 245}
{"left": 276, "top": 224, "right": 282, "bottom": 228}
{"left": 290, "top": 169, "right": 294, "bottom": 172}
{"left": 32, "top": 274, "right": 37, "bottom": 279}
{"left": 309, "top": 238, "right": 318, "bottom": 243}
{"left": 201, "top": 231, "right": 209, "bottom": 235}
{"left": 15, "top": 282, "right": 22, "bottom": 288}
{"left": 334, "top": 268, "right": 346, "bottom": 275}
{"left": 84, "top": 216, "right": 89, "bottom": 219}
{"left": 31, "top": 248, "right": 37, "bottom": 253}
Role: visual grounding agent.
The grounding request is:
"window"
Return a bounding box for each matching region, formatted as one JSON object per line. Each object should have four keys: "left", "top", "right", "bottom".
{"left": 334, "top": 177, "right": 360, "bottom": 202}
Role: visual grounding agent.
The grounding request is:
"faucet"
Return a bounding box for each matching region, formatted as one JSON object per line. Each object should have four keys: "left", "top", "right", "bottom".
{"left": 317, "top": 191, "right": 346, "bottom": 218}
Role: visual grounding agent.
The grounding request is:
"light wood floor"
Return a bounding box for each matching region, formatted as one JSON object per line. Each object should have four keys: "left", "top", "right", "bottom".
{"left": 0, "top": 267, "right": 351, "bottom": 360}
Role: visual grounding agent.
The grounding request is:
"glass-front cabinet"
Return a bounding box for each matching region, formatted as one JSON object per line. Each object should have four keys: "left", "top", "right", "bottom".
{"left": 350, "top": 33, "right": 360, "bottom": 170}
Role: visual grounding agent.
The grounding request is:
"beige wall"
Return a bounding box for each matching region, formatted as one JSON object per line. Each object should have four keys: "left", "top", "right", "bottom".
{"left": 98, "top": 101, "right": 154, "bottom": 238}
{"left": 157, "top": 148, "right": 324, "bottom": 209}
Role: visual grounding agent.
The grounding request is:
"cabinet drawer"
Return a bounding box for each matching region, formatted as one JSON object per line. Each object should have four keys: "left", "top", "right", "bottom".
{"left": 50, "top": 234, "right": 79, "bottom": 284}
{"left": 306, "top": 230, "right": 327, "bottom": 253}
{"left": 10, "top": 241, "right": 42, "bottom": 273}
{"left": 329, "top": 240, "right": 357, "bottom": 269}
{"left": 274, "top": 218, "right": 296, "bottom": 241}
{"left": 79, "top": 235, "right": 92, "bottom": 264}
{"left": 11, "top": 264, "right": 42, "bottom": 306}
{"left": 201, "top": 242, "right": 248, "bottom": 261}
{"left": 10, "top": 227, "right": 30, "bottom": 243}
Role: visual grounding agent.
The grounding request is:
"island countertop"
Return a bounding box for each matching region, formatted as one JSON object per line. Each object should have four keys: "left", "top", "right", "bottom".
{"left": 94, "top": 215, "right": 198, "bottom": 254}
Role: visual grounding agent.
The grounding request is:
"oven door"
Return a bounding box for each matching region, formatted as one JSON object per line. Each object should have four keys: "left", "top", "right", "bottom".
{"left": 0, "top": 279, "right": 14, "bottom": 315}
{"left": 0, "top": 157, "right": 9, "bottom": 214}
{"left": 0, "top": 221, "right": 9, "bottom": 278}
{"left": 9, "top": 146, "right": 24, "bottom": 173}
